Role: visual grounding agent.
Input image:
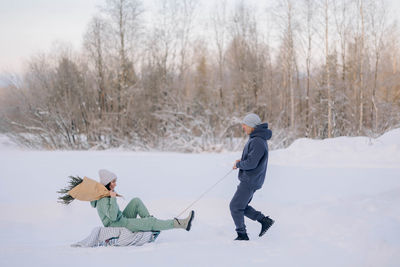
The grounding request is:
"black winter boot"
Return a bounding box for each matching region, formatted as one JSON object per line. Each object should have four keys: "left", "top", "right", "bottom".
{"left": 258, "top": 216, "right": 274, "bottom": 237}
{"left": 234, "top": 232, "right": 249, "bottom": 241}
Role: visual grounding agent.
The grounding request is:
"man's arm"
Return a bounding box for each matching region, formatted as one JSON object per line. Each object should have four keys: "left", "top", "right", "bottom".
{"left": 236, "top": 138, "right": 265, "bottom": 171}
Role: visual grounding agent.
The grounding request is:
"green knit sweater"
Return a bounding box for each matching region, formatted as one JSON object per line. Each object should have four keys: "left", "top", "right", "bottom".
{"left": 91, "top": 197, "right": 123, "bottom": 226}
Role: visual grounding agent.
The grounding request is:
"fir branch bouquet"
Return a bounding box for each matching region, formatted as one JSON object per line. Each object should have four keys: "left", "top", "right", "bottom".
{"left": 57, "top": 176, "right": 83, "bottom": 205}
{"left": 57, "top": 175, "right": 116, "bottom": 205}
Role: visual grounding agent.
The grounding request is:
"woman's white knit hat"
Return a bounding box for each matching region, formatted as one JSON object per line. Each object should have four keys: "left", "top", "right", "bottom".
{"left": 242, "top": 113, "right": 261, "bottom": 128}
{"left": 98, "top": 169, "right": 117, "bottom": 185}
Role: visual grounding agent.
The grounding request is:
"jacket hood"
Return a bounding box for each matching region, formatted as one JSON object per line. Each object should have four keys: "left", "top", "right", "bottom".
{"left": 90, "top": 200, "right": 97, "bottom": 208}
{"left": 250, "top": 123, "right": 272, "bottom": 141}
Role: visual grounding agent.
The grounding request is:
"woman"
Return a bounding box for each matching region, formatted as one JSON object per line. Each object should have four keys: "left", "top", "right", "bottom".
{"left": 90, "top": 169, "right": 194, "bottom": 232}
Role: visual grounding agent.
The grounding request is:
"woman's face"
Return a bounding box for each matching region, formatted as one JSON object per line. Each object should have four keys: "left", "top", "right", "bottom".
{"left": 109, "top": 179, "right": 117, "bottom": 191}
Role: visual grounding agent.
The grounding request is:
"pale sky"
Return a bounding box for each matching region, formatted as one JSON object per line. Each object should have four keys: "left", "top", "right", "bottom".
{"left": 0, "top": 0, "right": 399, "bottom": 76}
{"left": 0, "top": 0, "right": 102, "bottom": 73}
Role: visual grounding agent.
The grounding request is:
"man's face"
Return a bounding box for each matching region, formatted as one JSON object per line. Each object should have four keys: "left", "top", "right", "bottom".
{"left": 241, "top": 124, "right": 254, "bottom": 135}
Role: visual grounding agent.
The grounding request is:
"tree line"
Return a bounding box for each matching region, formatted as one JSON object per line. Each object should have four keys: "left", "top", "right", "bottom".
{"left": 0, "top": 0, "right": 399, "bottom": 151}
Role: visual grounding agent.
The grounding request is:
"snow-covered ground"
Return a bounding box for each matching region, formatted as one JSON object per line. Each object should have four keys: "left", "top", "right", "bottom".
{"left": 1, "top": 130, "right": 399, "bottom": 267}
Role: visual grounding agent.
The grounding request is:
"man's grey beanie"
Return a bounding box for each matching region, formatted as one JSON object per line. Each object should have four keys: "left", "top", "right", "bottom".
{"left": 99, "top": 169, "right": 117, "bottom": 186}
{"left": 242, "top": 113, "right": 261, "bottom": 128}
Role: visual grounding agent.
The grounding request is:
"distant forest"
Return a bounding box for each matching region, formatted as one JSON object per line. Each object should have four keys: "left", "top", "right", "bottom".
{"left": 1, "top": 0, "right": 399, "bottom": 151}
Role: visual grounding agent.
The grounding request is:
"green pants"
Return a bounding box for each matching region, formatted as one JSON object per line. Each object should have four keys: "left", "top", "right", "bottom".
{"left": 110, "top": 198, "right": 174, "bottom": 232}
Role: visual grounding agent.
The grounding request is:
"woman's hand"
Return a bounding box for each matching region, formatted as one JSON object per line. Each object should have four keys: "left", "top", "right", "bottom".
{"left": 109, "top": 191, "right": 117, "bottom": 198}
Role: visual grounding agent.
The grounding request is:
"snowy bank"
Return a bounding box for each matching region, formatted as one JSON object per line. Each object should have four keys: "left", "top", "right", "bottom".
{"left": 0, "top": 134, "right": 19, "bottom": 151}
{"left": 271, "top": 128, "right": 400, "bottom": 168}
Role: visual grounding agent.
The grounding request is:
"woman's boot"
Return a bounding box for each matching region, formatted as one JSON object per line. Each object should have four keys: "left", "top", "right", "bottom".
{"left": 173, "top": 210, "right": 195, "bottom": 231}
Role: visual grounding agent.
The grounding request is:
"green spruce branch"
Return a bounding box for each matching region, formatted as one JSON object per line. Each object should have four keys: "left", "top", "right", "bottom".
{"left": 57, "top": 176, "right": 83, "bottom": 205}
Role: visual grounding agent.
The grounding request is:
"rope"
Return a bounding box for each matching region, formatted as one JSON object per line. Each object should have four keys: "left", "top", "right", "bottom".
{"left": 175, "top": 169, "right": 234, "bottom": 218}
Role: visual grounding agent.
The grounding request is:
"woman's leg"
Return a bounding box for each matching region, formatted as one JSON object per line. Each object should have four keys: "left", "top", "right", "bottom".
{"left": 122, "top": 198, "right": 150, "bottom": 218}
{"left": 120, "top": 198, "right": 174, "bottom": 231}
{"left": 123, "top": 217, "right": 175, "bottom": 232}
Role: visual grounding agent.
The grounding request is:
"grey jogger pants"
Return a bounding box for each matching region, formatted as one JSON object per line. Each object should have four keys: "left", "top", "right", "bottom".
{"left": 229, "top": 182, "right": 265, "bottom": 234}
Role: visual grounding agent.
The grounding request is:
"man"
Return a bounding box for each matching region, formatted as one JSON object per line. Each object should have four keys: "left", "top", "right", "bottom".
{"left": 230, "top": 113, "right": 274, "bottom": 241}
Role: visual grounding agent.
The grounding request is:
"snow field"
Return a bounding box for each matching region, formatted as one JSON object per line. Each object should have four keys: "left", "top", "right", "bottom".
{"left": 0, "top": 130, "right": 399, "bottom": 266}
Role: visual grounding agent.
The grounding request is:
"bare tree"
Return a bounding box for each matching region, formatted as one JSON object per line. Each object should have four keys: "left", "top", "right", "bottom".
{"left": 275, "top": 0, "right": 298, "bottom": 130}
{"left": 101, "top": 0, "right": 143, "bottom": 124}
{"left": 211, "top": 0, "right": 228, "bottom": 105}
{"left": 333, "top": 0, "right": 352, "bottom": 135}
{"left": 177, "top": 0, "right": 197, "bottom": 86}
{"left": 357, "top": 0, "right": 366, "bottom": 134}
{"left": 367, "top": 0, "right": 387, "bottom": 132}
{"left": 300, "top": 0, "right": 316, "bottom": 137}
{"left": 84, "top": 16, "right": 112, "bottom": 118}
{"left": 324, "top": 0, "right": 333, "bottom": 138}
